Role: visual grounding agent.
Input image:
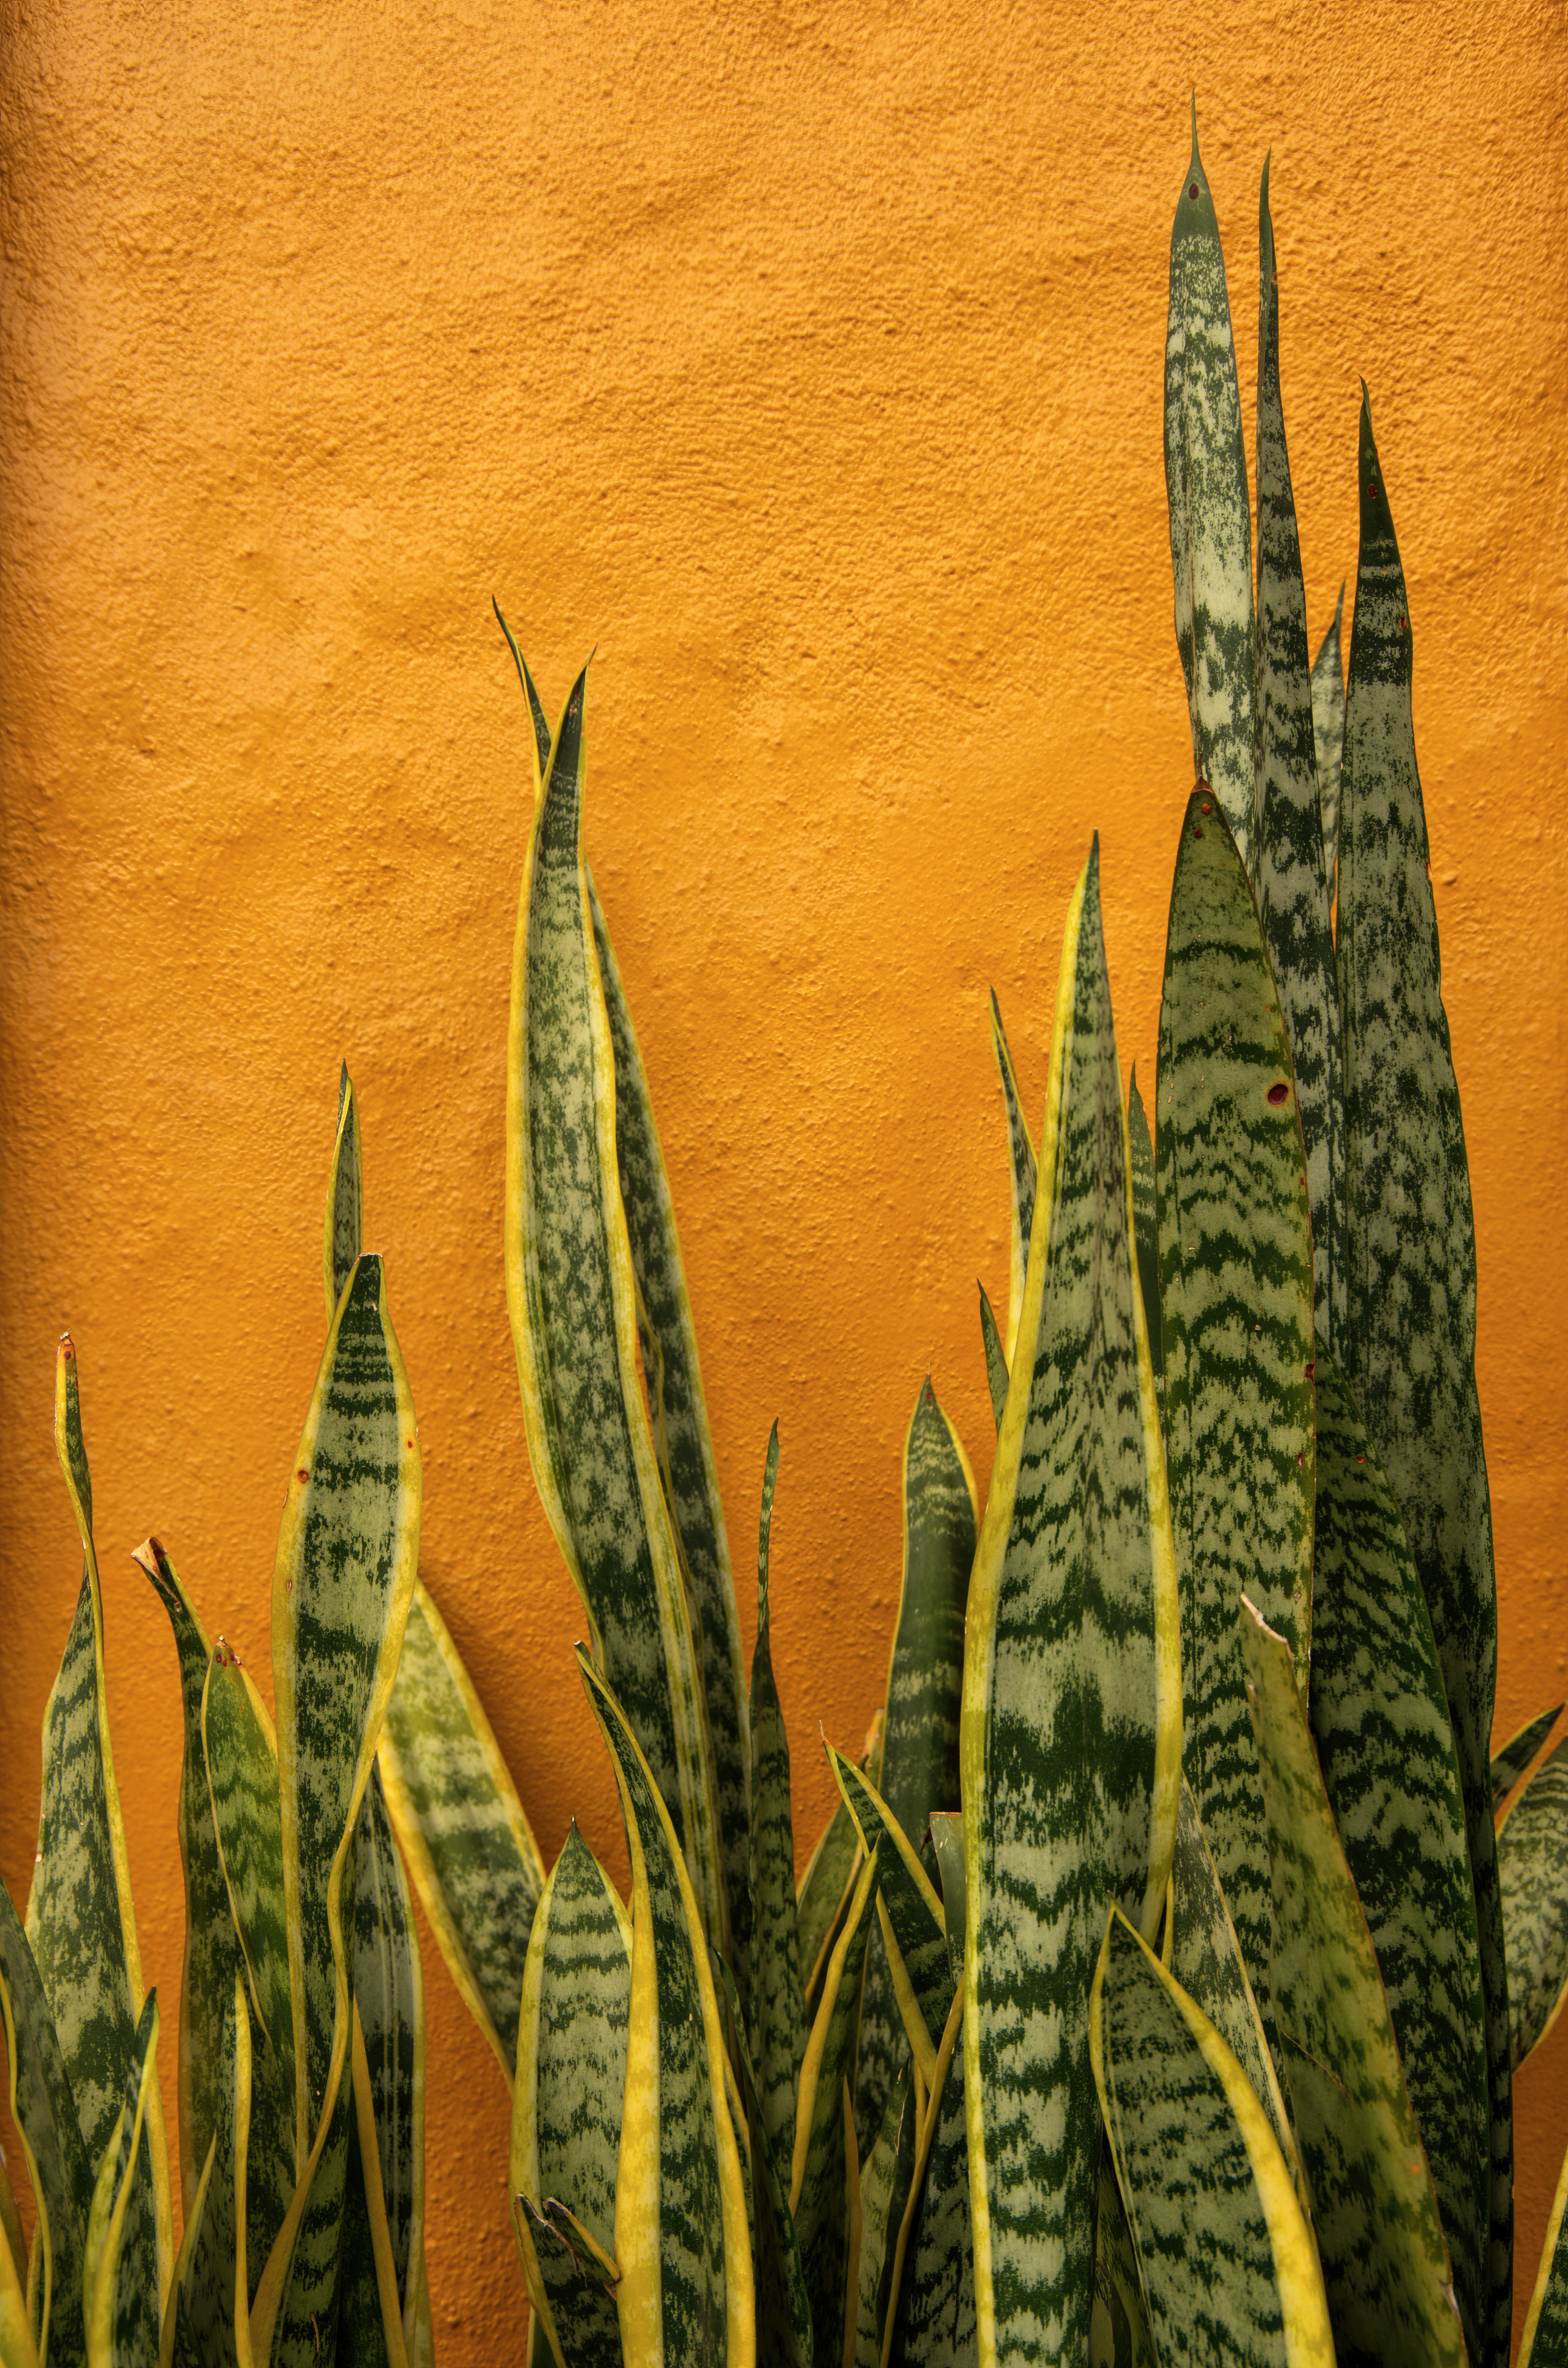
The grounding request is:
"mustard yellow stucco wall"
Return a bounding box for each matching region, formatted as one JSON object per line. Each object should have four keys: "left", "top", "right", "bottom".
{"left": 2, "top": 0, "right": 1564, "bottom": 2355}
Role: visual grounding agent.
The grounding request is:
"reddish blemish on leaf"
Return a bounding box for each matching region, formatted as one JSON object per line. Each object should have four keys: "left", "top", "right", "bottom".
{"left": 1200, "top": 800, "right": 1212, "bottom": 815}
{"left": 1188, "top": 181, "right": 1199, "bottom": 198}
{"left": 1356, "top": 1454, "right": 1366, "bottom": 1466}
{"left": 1193, "top": 826, "right": 1204, "bottom": 839}
{"left": 1305, "top": 1364, "right": 1315, "bottom": 1381}
{"left": 1267, "top": 1082, "right": 1290, "bottom": 1106}
{"left": 296, "top": 1467, "right": 309, "bottom": 1483}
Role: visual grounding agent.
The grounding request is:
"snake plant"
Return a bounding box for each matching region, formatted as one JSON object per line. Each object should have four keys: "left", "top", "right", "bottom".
{"left": 7, "top": 103, "right": 1568, "bottom": 2368}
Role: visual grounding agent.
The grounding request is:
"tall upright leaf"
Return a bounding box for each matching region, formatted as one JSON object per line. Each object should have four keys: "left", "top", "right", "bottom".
{"left": 712, "top": 1957, "right": 813, "bottom": 2368}
{"left": 1307, "top": 1346, "right": 1489, "bottom": 2357}
{"left": 1519, "top": 2134, "right": 1568, "bottom": 2368}
{"left": 1337, "top": 386, "right": 1510, "bottom": 2361}
{"left": 1309, "top": 586, "right": 1346, "bottom": 896}
{"left": 504, "top": 664, "right": 724, "bottom": 1948}
{"left": 747, "top": 1426, "right": 806, "bottom": 2178}
{"left": 588, "top": 869, "right": 752, "bottom": 2011}
{"left": 1155, "top": 787, "right": 1314, "bottom": 2021}
{"left": 1498, "top": 1740, "right": 1568, "bottom": 2068}
{"left": 977, "top": 1289, "right": 1008, "bottom": 1436}
{"left": 1251, "top": 157, "right": 1343, "bottom": 1349}
{"left": 348, "top": 1766, "right": 424, "bottom": 2325}
{"left": 0, "top": 1881, "right": 91, "bottom": 2368}
{"left": 324, "top": 1066, "right": 363, "bottom": 1324}
{"left": 884, "top": 1988, "right": 974, "bottom": 2367}
{"left": 1165, "top": 105, "right": 1256, "bottom": 867}
{"left": 1490, "top": 1707, "right": 1560, "bottom": 1813}
{"left": 163, "top": 1973, "right": 244, "bottom": 2368}
{"left": 1125, "top": 1068, "right": 1161, "bottom": 1418}
{"left": 791, "top": 1849, "right": 879, "bottom": 2368}
{"left": 82, "top": 1993, "right": 160, "bottom": 2368}
{"left": 988, "top": 992, "right": 1037, "bottom": 1363}
{"left": 855, "top": 2064, "right": 919, "bottom": 2368}
{"left": 962, "top": 845, "right": 1180, "bottom": 2368}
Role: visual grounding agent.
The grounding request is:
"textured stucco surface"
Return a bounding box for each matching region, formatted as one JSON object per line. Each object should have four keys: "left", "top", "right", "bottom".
{"left": 1, "top": 0, "right": 1564, "bottom": 2356}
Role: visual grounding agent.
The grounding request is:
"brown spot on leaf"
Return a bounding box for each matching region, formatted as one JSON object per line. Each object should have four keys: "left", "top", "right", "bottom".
{"left": 1267, "top": 1082, "right": 1289, "bottom": 1106}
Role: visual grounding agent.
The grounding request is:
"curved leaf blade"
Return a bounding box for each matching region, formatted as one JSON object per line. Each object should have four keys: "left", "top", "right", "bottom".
{"left": 976, "top": 1289, "right": 1008, "bottom": 1437}
{"left": 1519, "top": 2131, "right": 1568, "bottom": 2366}
{"left": 0, "top": 1881, "right": 91, "bottom": 2368}
{"left": 1491, "top": 1707, "right": 1561, "bottom": 1813}
{"left": 348, "top": 1765, "right": 423, "bottom": 2320}
{"left": 1498, "top": 1740, "right": 1568, "bottom": 2068}
{"left": 1309, "top": 585, "right": 1345, "bottom": 896}
{"left": 747, "top": 1427, "right": 806, "bottom": 2179}
{"left": 988, "top": 992, "right": 1037, "bottom": 1365}
{"left": 83, "top": 1992, "right": 160, "bottom": 2368}
{"left": 791, "top": 1849, "right": 878, "bottom": 2368}
{"left": 323, "top": 1066, "right": 363, "bottom": 1327}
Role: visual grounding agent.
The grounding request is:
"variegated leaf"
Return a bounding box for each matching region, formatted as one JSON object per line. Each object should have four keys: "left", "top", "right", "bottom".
{"left": 0, "top": 1878, "right": 91, "bottom": 2368}
{"left": 273, "top": 1252, "right": 421, "bottom": 2160}
{"left": 1309, "top": 585, "right": 1345, "bottom": 896}
{"left": 202, "top": 1652, "right": 292, "bottom": 2098}
{"left": 747, "top": 1425, "right": 806, "bottom": 2179}
{"left": 335, "top": 2105, "right": 392, "bottom": 2368}
{"left": 324, "top": 1065, "right": 363, "bottom": 1325}
{"left": 341, "top": 2007, "right": 413, "bottom": 2368}
{"left": 1240, "top": 1601, "right": 1466, "bottom": 2366}
{"left": 1090, "top": 1909, "right": 1332, "bottom": 2368}
{"left": 962, "top": 844, "right": 1180, "bottom": 2367}
{"left": 504, "top": 663, "right": 724, "bottom": 1948}
{"left": 0, "top": 2144, "right": 24, "bottom": 2307}
{"left": 492, "top": 603, "right": 551, "bottom": 794}
{"left": 1499, "top": 1740, "right": 1568, "bottom": 2068}
{"left": 989, "top": 991, "right": 1037, "bottom": 1365}
{"left": 798, "top": 1713, "right": 880, "bottom": 2008}
{"left": 1088, "top": 2147, "right": 1154, "bottom": 2368}
{"left": 713, "top": 1955, "right": 812, "bottom": 2368}
{"left": 1491, "top": 1707, "right": 1560, "bottom": 1813}
{"left": 1125, "top": 1068, "right": 1160, "bottom": 1421}
{"left": 977, "top": 1288, "right": 1008, "bottom": 1436}
{"left": 349, "top": 1765, "right": 423, "bottom": 2320}
{"left": 827, "top": 1749, "right": 950, "bottom": 2089}
{"left": 379, "top": 1579, "right": 545, "bottom": 2085}
{"left": 1251, "top": 157, "right": 1344, "bottom": 1351}
{"left": 856, "top": 2063, "right": 918, "bottom": 2368}
{"left": 1164, "top": 106, "right": 1255, "bottom": 867}
{"left": 884, "top": 1988, "right": 974, "bottom": 2367}
{"left": 589, "top": 867, "right": 752, "bottom": 2005}
{"left": 257, "top": 2079, "right": 353, "bottom": 2368}
{"left": 1155, "top": 786, "right": 1314, "bottom": 2024}
{"left": 927, "top": 1814, "right": 965, "bottom": 1993}
{"left": 0, "top": 2169, "right": 36, "bottom": 2368}
{"left": 791, "top": 1849, "right": 878, "bottom": 2368}
{"left": 162, "top": 1973, "right": 243, "bottom": 2368}
{"left": 83, "top": 1991, "right": 160, "bottom": 2368}
{"left": 578, "top": 1651, "right": 752, "bottom": 2368}
{"left": 510, "top": 1824, "right": 629, "bottom": 2368}
{"left": 1519, "top": 2130, "right": 1568, "bottom": 2367}
{"left": 1338, "top": 386, "right": 1510, "bottom": 2363}
{"left": 1308, "top": 1344, "right": 1488, "bottom": 2356}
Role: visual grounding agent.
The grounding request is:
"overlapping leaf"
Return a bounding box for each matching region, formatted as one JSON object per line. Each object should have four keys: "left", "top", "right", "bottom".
{"left": 349, "top": 1765, "right": 424, "bottom": 2326}
{"left": 855, "top": 2064, "right": 918, "bottom": 2368}
{"left": 1125, "top": 1069, "right": 1160, "bottom": 1422}
{"left": 1498, "top": 1740, "right": 1568, "bottom": 2068}
{"left": 792, "top": 1850, "right": 879, "bottom": 2368}
{"left": 1519, "top": 2133, "right": 1568, "bottom": 2367}
{"left": 324, "top": 1065, "right": 364, "bottom": 1324}
{"left": 0, "top": 1879, "right": 91, "bottom": 2368}
{"left": 1088, "top": 2147, "right": 1154, "bottom": 2368}
{"left": 1309, "top": 586, "right": 1345, "bottom": 895}
{"left": 747, "top": 1427, "right": 806, "bottom": 2178}
{"left": 1491, "top": 1707, "right": 1560, "bottom": 1813}
{"left": 82, "top": 1991, "right": 160, "bottom": 2368}
{"left": 988, "top": 992, "right": 1037, "bottom": 1364}
{"left": 713, "top": 1957, "right": 812, "bottom": 2368}
{"left": 976, "top": 1290, "right": 1008, "bottom": 1436}
{"left": 884, "top": 1985, "right": 974, "bottom": 2367}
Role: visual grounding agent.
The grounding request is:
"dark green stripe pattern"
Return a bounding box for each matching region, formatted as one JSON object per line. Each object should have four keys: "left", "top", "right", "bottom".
{"left": 84, "top": 1990, "right": 159, "bottom": 2368}
{"left": 1088, "top": 2146, "right": 1155, "bottom": 2368}
{"left": 1337, "top": 386, "right": 1510, "bottom": 2366}
{"left": 1164, "top": 109, "right": 1256, "bottom": 867}
{"left": 1499, "top": 1741, "right": 1568, "bottom": 2068}
{"left": 747, "top": 1426, "right": 806, "bottom": 2178}
{"left": 1126, "top": 1068, "right": 1161, "bottom": 1420}
{"left": 967, "top": 845, "right": 1167, "bottom": 2365}
{"left": 856, "top": 2062, "right": 918, "bottom": 2368}
{"left": 0, "top": 1879, "right": 91, "bottom": 2368}
{"left": 168, "top": 1977, "right": 242, "bottom": 2368}
{"left": 1308, "top": 1344, "right": 1489, "bottom": 2358}
{"left": 830, "top": 1751, "right": 952, "bottom": 2061}
{"left": 1309, "top": 585, "right": 1345, "bottom": 898}
{"left": 1491, "top": 1707, "right": 1560, "bottom": 1813}
{"left": 324, "top": 1064, "right": 363, "bottom": 1325}
{"left": 204, "top": 1655, "right": 294, "bottom": 2102}
{"left": 714, "top": 1954, "right": 812, "bottom": 2368}
{"left": 1155, "top": 786, "right": 1314, "bottom": 2027}
{"left": 886, "top": 2021, "right": 975, "bottom": 2367}
{"left": 795, "top": 1850, "right": 878, "bottom": 2368}
{"left": 1520, "top": 2139, "right": 1568, "bottom": 2367}
{"left": 1251, "top": 159, "right": 1344, "bottom": 1352}
{"left": 349, "top": 1763, "right": 421, "bottom": 2316}
{"left": 978, "top": 1286, "right": 1009, "bottom": 1435}
{"left": 989, "top": 990, "right": 1037, "bottom": 1358}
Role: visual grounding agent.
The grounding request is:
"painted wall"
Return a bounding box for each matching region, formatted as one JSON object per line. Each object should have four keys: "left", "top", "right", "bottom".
{"left": 2, "top": 0, "right": 1564, "bottom": 2355}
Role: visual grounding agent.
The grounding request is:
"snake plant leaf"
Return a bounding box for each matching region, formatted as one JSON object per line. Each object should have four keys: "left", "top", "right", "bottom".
{"left": 875, "top": 1983, "right": 960, "bottom": 2368}
{"left": 0, "top": 2182, "right": 37, "bottom": 2368}
{"left": 976, "top": 1290, "right": 1007, "bottom": 1435}
{"left": 341, "top": 2008, "right": 413, "bottom": 2368}
{"left": 505, "top": 666, "right": 725, "bottom": 1953}
{"left": 203, "top": 1651, "right": 292, "bottom": 2099}
{"left": 492, "top": 603, "right": 552, "bottom": 795}
{"left": 132, "top": 1538, "right": 235, "bottom": 2222}
{"left": 748, "top": 1426, "right": 806, "bottom": 2179}
{"left": 273, "top": 1251, "right": 421, "bottom": 2162}
{"left": 1309, "top": 585, "right": 1345, "bottom": 894}
{"left": 1491, "top": 1707, "right": 1561, "bottom": 1813}
{"left": 82, "top": 1991, "right": 160, "bottom": 2368}
{"left": 1166, "top": 1778, "right": 1298, "bottom": 2192}
{"left": 962, "top": 844, "right": 1180, "bottom": 2368}
{"left": 510, "top": 1824, "right": 630, "bottom": 2368}
{"left": 1088, "top": 2147, "right": 1155, "bottom": 2368}
{"left": 348, "top": 1765, "right": 423, "bottom": 2318}
{"left": 0, "top": 1880, "right": 91, "bottom": 2368}
{"left": 163, "top": 1973, "right": 243, "bottom": 2368}
{"left": 256, "top": 2077, "right": 354, "bottom": 2368}
{"left": 1155, "top": 785, "right": 1315, "bottom": 2020}
{"left": 578, "top": 1650, "right": 753, "bottom": 2368}
{"left": 1519, "top": 2131, "right": 1568, "bottom": 2367}
{"left": 0, "top": 2148, "right": 24, "bottom": 2304}
{"left": 1498, "top": 1740, "right": 1568, "bottom": 2068}
{"left": 1164, "top": 103, "right": 1256, "bottom": 868}
{"left": 791, "top": 1848, "right": 879, "bottom": 2368}
{"left": 1090, "top": 1909, "right": 1332, "bottom": 2368}
{"left": 324, "top": 1066, "right": 363, "bottom": 1326}
{"left": 1338, "top": 385, "right": 1510, "bottom": 2363}
{"left": 589, "top": 868, "right": 752, "bottom": 2005}
{"left": 712, "top": 1955, "right": 812, "bottom": 2368}
{"left": 827, "top": 1751, "right": 950, "bottom": 2086}
{"left": 1307, "top": 1344, "right": 1489, "bottom": 2356}
{"left": 379, "top": 1579, "right": 546, "bottom": 2086}
{"left": 856, "top": 1382, "right": 974, "bottom": 2142}
{"left": 798, "top": 1715, "right": 881, "bottom": 2007}
{"left": 926, "top": 1817, "right": 964, "bottom": 1993}
{"left": 334, "top": 2107, "right": 393, "bottom": 2368}
{"left": 1240, "top": 1601, "right": 1466, "bottom": 2367}
{"left": 988, "top": 991, "right": 1037, "bottom": 1364}
{"left": 1125, "top": 1068, "right": 1161, "bottom": 1411}
{"left": 856, "top": 2063, "right": 919, "bottom": 2368}
{"left": 884, "top": 1986, "right": 974, "bottom": 2368}
{"left": 1252, "top": 158, "right": 1344, "bottom": 1353}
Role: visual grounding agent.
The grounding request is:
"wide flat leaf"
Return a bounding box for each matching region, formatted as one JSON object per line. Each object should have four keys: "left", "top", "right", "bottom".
{"left": 1251, "top": 157, "right": 1344, "bottom": 1352}
{"left": 747, "top": 1427, "right": 806, "bottom": 2179}
{"left": 82, "top": 1991, "right": 160, "bottom": 2368}
{"left": 1519, "top": 2131, "right": 1568, "bottom": 2366}
{"left": 1090, "top": 1910, "right": 1331, "bottom": 2368}
{"left": 1491, "top": 1707, "right": 1560, "bottom": 1813}
{"left": 988, "top": 991, "right": 1037, "bottom": 1364}
{"left": 1155, "top": 786, "right": 1314, "bottom": 2021}
{"left": 791, "top": 1849, "right": 878, "bottom": 2368}
{"left": 962, "top": 845, "right": 1180, "bottom": 2368}
{"left": 588, "top": 868, "right": 752, "bottom": 2008}
{"left": 379, "top": 1579, "right": 545, "bottom": 2085}
{"left": 1498, "top": 1740, "right": 1568, "bottom": 2068}
{"left": 0, "top": 1880, "right": 91, "bottom": 2368}
{"left": 855, "top": 2063, "right": 918, "bottom": 2368}
{"left": 348, "top": 1765, "right": 423, "bottom": 2320}
{"left": 976, "top": 1289, "right": 1008, "bottom": 1436}
{"left": 1337, "top": 385, "right": 1510, "bottom": 2362}
{"left": 504, "top": 665, "right": 723, "bottom": 1947}
{"left": 324, "top": 1064, "right": 363, "bottom": 1325}
{"left": 1309, "top": 585, "right": 1345, "bottom": 895}
{"left": 1125, "top": 1068, "right": 1160, "bottom": 1420}
{"left": 579, "top": 1651, "right": 752, "bottom": 2368}
{"left": 856, "top": 1381, "right": 973, "bottom": 2142}
{"left": 1307, "top": 1345, "right": 1488, "bottom": 2356}
{"left": 510, "top": 1824, "right": 630, "bottom": 2368}
{"left": 1240, "top": 1602, "right": 1466, "bottom": 2367}
{"left": 1164, "top": 105, "right": 1255, "bottom": 867}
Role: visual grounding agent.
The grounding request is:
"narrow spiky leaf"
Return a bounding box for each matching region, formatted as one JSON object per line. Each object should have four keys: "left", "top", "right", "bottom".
{"left": 828, "top": 1749, "right": 951, "bottom": 2077}
{"left": 335, "top": 2094, "right": 393, "bottom": 2368}
{"left": 0, "top": 2177, "right": 36, "bottom": 2368}
{"left": 203, "top": 1652, "right": 292, "bottom": 2093}
{"left": 884, "top": 1992, "right": 974, "bottom": 2367}
{"left": 1090, "top": 1910, "right": 1332, "bottom": 2368}
{"left": 1164, "top": 107, "right": 1256, "bottom": 865}
{"left": 1252, "top": 158, "right": 1344, "bottom": 1349}
{"left": 1125, "top": 1068, "right": 1161, "bottom": 1413}
{"left": 1338, "top": 385, "right": 1510, "bottom": 2360}
{"left": 962, "top": 846, "right": 1180, "bottom": 2368}
{"left": 1088, "top": 2147, "right": 1155, "bottom": 2368}
{"left": 1499, "top": 1740, "right": 1568, "bottom": 2068}
{"left": 324, "top": 1067, "right": 363, "bottom": 1325}
{"left": 748, "top": 1426, "right": 806, "bottom": 2178}
{"left": 989, "top": 991, "right": 1037, "bottom": 1363}
{"left": 977, "top": 1288, "right": 1008, "bottom": 1435}
{"left": 713, "top": 1955, "right": 813, "bottom": 2368}
{"left": 1155, "top": 787, "right": 1315, "bottom": 2022}
{"left": 1519, "top": 2133, "right": 1568, "bottom": 2367}
{"left": 0, "top": 1881, "right": 91, "bottom": 2368}
{"left": 791, "top": 1849, "right": 878, "bottom": 2368}
{"left": 1240, "top": 1602, "right": 1466, "bottom": 2366}
{"left": 492, "top": 604, "right": 552, "bottom": 795}
{"left": 380, "top": 1579, "right": 545, "bottom": 2085}
{"left": 797, "top": 1713, "right": 881, "bottom": 2002}
{"left": 1309, "top": 586, "right": 1345, "bottom": 894}
{"left": 1491, "top": 1707, "right": 1561, "bottom": 1813}
{"left": 349, "top": 1766, "right": 423, "bottom": 2318}
{"left": 855, "top": 2064, "right": 918, "bottom": 2368}
{"left": 1308, "top": 1345, "right": 1489, "bottom": 2355}
{"left": 505, "top": 666, "right": 724, "bottom": 1947}
{"left": 164, "top": 1974, "right": 242, "bottom": 2368}
{"left": 83, "top": 1990, "right": 160, "bottom": 2368}
{"left": 589, "top": 869, "right": 752, "bottom": 2004}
